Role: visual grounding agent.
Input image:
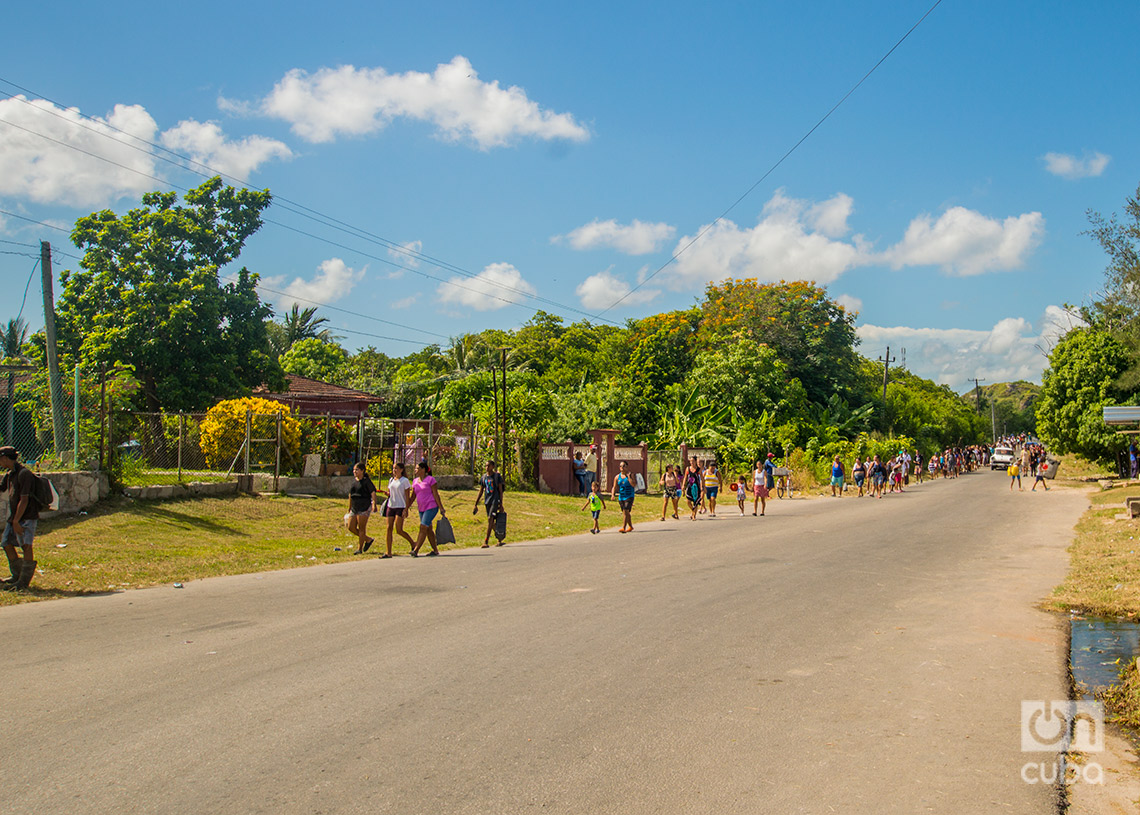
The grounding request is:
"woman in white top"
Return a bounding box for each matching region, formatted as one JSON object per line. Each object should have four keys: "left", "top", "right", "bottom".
{"left": 379, "top": 462, "right": 415, "bottom": 558}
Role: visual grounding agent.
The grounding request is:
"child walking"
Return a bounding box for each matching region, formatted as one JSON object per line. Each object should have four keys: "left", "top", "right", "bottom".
{"left": 735, "top": 476, "right": 747, "bottom": 515}
{"left": 582, "top": 480, "right": 606, "bottom": 534}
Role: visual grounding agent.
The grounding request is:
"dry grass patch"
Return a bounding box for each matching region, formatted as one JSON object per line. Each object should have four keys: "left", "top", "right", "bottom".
{"left": 1043, "top": 483, "right": 1140, "bottom": 619}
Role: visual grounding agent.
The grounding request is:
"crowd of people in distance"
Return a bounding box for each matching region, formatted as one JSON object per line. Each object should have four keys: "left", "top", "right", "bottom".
{"left": 338, "top": 439, "right": 1051, "bottom": 558}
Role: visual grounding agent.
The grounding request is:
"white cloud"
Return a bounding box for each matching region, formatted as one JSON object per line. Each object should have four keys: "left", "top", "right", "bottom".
{"left": 159, "top": 120, "right": 292, "bottom": 180}
{"left": 437, "top": 262, "right": 537, "bottom": 311}
{"left": 575, "top": 269, "right": 661, "bottom": 310}
{"left": 856, "top": 306, "right": 1081, "bottom": 387}
{"left": 391, "top": 294, "right": 420, "bottom": 310}
{"left": 234, "top": 56, "right": 589, "bottom": 148}
{"left": 880, "top": 207, "right": 1044, "bottom": 276}
{"left": 670, "top": 190, "right": 869, "bottom": 287}
{"left": 0, "top": 96, "right": 160, "bottom": 206}
{"left": 806, "top": 193, "right": 854, "bottom": 238}
{"left": 261, "top": 258, "right": 366, "bottom": 310}
{"left": 387, "top": 240, "right": 422, "bottom": 269}
{"left": 835, "top": 294, "right": 863, "bottom": 315}
{"left": 555, "top": 219, "right": 675, "bottom": 254}
{"left": 1043, "top": 151, "right": 1110, "bottom": 180}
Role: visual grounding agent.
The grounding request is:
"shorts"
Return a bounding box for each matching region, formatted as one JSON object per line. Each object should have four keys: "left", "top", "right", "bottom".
{"left": 385, "top": 505, "right": 406, "bottom": 518}
{"left": 754, "top": 484, "right": 769, "bottom": 499}
{"left": 619, "top": 498, "right": 634, "bottom": 512}
{"left": 484, "top": 502, "right": 500, "bottom": 517}
{"left": 830, "top": 476, "right": 843, "bottom": 488}
{"left": 664, "top": 486, "right": 678, "bottom": 498}
{"left": 419, "top": 507, "right": 439, "bottom": 527}
{"left": 705, "top": 487, "right": 718, "bottom": 499}
{"left": 348, "top": 508, "right": 372, "bottom": 518}
{"left": 854, "top": 474, "right": 865, "bottom": 487}
{"left": 591, "top": 510, "right": 600, "bottom": 519}
{"left": 872, "top": 474, "right": 885, "bottom": 487}
{"left": 1, "top": 519, "right": 36, "bottom": 548}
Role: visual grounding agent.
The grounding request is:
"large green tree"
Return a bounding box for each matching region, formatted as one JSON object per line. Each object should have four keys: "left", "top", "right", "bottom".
{"left": 1036, "top": 328, "right": 1130, "bottom": 461}
{"left": 58, "top": 177, "right": 282, "bottom": 411}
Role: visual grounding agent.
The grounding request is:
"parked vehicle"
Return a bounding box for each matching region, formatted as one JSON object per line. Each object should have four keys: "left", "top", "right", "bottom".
{"left": 991, "top": 446, "right": 1015, "bottom": 470}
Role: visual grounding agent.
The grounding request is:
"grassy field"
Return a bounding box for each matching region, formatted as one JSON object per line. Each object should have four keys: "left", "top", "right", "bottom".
{"left": 0, "top": 487, "right": 736, "bottom": 605}
{"left": 1042, "top": 479, "right": 1140, "bottom": 619}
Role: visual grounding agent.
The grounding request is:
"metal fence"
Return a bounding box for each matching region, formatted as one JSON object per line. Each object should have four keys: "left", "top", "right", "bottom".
{"left": 108, "top": 410, "right": 479, "bottom": 487}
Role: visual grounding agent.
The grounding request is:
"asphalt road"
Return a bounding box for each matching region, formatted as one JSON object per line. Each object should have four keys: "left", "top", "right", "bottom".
{"left": 2, "top": 471, "right": 1089, "bottom": 814}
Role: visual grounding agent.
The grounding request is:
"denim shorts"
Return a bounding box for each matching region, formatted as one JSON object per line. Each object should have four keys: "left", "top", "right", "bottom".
{"left": 419, "top": 507, "right": 439, "bottom": 527}
{"left": 2, "top": 518, "right": 37, "bottom": 548}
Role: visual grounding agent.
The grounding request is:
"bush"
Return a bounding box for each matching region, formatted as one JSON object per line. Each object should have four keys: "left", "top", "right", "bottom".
{"left": 200, "top": 397, "right": 301, "bottom": 470}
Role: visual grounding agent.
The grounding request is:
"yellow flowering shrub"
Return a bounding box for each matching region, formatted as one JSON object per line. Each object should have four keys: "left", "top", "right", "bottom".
{"left": 199, "top": 397, "right": 301, "bottom": 470}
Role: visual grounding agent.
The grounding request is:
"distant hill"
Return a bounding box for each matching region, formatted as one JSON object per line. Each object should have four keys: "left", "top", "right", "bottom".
{"left": 959, "top": 381, "right": 1040, "bottom": 435}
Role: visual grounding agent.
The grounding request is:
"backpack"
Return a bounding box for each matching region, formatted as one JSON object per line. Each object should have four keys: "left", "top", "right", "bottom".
{"left": 32, "top": 472, "right": 59, "bottom": 511}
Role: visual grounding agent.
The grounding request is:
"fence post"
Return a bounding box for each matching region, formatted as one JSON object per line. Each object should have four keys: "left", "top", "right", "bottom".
{"left": 356, "top": 416, "right": 364, "bottom": 464}
{"left": 98, "top": 366, "right": 107, "bottom": 471}
{"left": 73, "top": 364, "right": 80, "bottom": 468}
{"left": 469, "top": 414, "right": 476, "bottom": 476}
{"left": 323, "top": 412, "right": 331, "bottom": 469}
{"left": 274, "top": 411, "right": 282, "bottom": 493}
{"left": 177, "top": 413, "right": 184, "bottom": 483}
{"left": 427, "top": 417, "right": 434, "bottom": 469}
{"left": 244, "top": 409, "right": 252, "bottom": 474}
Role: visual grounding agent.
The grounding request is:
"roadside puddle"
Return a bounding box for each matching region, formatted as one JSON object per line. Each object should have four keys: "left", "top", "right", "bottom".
{"left": 1070, "top": 615, "right": 1140, "bottom": 694}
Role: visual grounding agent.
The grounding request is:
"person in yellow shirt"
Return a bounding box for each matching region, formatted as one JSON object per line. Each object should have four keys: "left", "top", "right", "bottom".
{"left": 1008, "top": 462, "right": 1021, "bottom": 491}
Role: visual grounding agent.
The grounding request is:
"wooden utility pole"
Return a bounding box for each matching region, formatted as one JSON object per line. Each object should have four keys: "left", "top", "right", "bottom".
{"left": 878, "top": 346, "right": 896, "bottom": 406}
{"left": 41, "top": 242, "right": 66, "bottom": 456}
{"left": 969, "top": 377, "right": 986, "bottom": 414}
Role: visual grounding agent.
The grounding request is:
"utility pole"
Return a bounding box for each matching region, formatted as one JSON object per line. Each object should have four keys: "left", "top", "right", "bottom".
{"left": 500, "top": 348, "right": 509, "bottom": 474}
{"left": 990, "top": 394, "right": 997, "bottom": 444}
{"left": 41, "top": 242, "right": 66, "bottom": 457}
{"left": 969, "top": 377, "right": 986, "bottom": 414}
{"left": 877, "top": 346, "right": 896, "bottom": 407}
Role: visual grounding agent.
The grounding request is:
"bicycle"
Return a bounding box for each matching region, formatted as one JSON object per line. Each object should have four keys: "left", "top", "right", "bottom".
{"left": 773, "top": 466, "right": 793, "bottom": 499}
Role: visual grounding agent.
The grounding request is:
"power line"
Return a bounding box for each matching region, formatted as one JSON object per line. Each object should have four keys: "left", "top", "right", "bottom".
{"left": 0, "top": 79, "right": 619, "bottom": 326}
{"left": 598, "top": 0, "right": 946, "bottom": 314}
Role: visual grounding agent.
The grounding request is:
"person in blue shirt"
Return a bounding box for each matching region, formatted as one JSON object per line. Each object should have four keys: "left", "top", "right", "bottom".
{"left": 610, "top": 460, "right": 637, "bottom": 533}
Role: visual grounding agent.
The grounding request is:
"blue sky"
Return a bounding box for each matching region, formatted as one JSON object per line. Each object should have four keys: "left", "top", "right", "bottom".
{"left": 1, "top": 0, "right": 1136, "bottom": 389}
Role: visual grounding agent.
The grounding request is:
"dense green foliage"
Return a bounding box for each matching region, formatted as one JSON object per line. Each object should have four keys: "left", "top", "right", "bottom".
{"left": 56, "top": 177, "right": 283, "bottom": 411}
{"left": 1036, "top": 182, "right": 1140, "bottom": 465}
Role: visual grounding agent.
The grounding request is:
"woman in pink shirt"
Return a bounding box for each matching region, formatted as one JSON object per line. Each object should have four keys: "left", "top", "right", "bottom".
{"left": 409, "top": 460, "right": 446, "bottom": 557}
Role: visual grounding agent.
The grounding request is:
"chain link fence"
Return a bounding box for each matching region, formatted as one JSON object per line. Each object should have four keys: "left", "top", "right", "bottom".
{"left": 108, "top": 410, "right": 479, "bottom": 487}
{"left": 1, "top": 364, "right": 103, "bottom": 470}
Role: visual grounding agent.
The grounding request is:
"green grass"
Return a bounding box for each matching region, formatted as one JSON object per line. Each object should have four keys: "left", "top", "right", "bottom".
{"left": 1043, "top": 482, "right": 1140, "bottom": 619}
{"left": 1056, "top": 453, "right": 1116, "bottom": 482}
{"left": 0, "top": 488, "right": 682, "bottom": 605}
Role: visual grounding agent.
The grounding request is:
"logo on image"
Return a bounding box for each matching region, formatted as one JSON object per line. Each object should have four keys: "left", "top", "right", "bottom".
{"left": 1020, "top": 701, "right": 1104, "bottom": 785}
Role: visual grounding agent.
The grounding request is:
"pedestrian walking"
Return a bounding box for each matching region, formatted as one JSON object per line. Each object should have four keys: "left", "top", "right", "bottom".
{"left": 751, "top": 458, "right": 769, "bottom": 516}
{"left": 473, "top": 460, "right": 506, "bottom": 547}
{"left": 0, "top": 446, "right": 38, "bottom": 592}
{"left": 830, "top": 455, "right": 845, "bottom": 497}
{"left": 659, "top": 464, "right": 680, "bottom": 520}
{"left": 378, "top": 462, "right": 415, "bottom": 558}
{"left": 410, "top": 461, "right": 446, "bottom": 556}
{"left": 347, "top": 462, "right": 378, "bottom": 555}
{"left": 703, "top": 461, "right": 721, "bottom": 517}
{"left": 852, "top": 456, "right": 866, "bottom": 497}
{"left": 610, "top": 460, "right": 636, "bottom": 533}
{"left": 582, "top": 480, "right": 606, "bottom": 534}
{"left": 735, "top": 476, "right": 747, "bottom": 515}
{"left": 1008, "top": 462, "right": 1022, "bottom": 491}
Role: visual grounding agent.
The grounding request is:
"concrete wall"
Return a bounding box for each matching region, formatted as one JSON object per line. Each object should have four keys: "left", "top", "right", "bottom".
{"left": 0, "top": 470, "right": 111, "bottom": 521}
{"left": 122, "top": 481, "right": 240, "bottom": 501}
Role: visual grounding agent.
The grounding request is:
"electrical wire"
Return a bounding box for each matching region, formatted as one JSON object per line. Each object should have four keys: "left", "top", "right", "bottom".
{"left": 0, "top": 79, "right": 619, "bottom": 325}
{"left": 597, "top": 0, "right": 946, "bottom": 314}
{"left": 16, "top": 258, "right": 39, "bottom": 324}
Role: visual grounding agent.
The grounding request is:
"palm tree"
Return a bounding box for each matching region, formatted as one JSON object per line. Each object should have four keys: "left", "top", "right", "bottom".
{"left": 269, "top": 304, "right": 340, "bottom": 356}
